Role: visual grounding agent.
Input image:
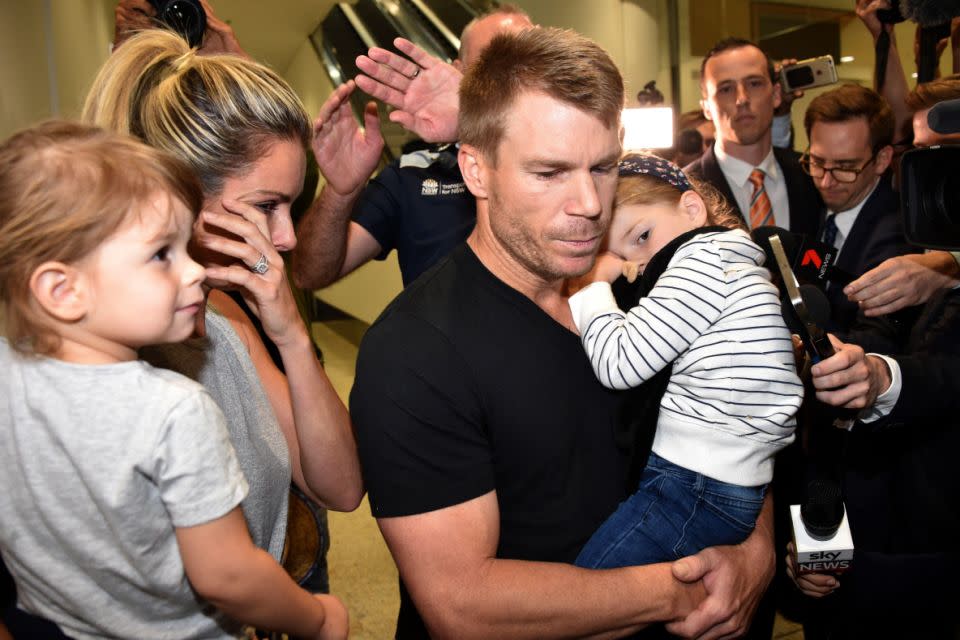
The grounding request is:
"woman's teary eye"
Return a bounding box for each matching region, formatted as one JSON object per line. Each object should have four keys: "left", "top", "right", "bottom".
{"left": 255, "top": 201, "right": 279, "bottom": 214}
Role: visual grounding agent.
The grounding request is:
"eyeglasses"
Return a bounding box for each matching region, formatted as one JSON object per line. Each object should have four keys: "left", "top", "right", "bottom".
{"left": 800, "top": 151, "right": 877, "bottom": 184}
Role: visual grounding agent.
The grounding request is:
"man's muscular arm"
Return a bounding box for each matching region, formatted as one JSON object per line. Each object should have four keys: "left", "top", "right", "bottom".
{"left": 378, "top": 491, "right": 705, "bottom": 640}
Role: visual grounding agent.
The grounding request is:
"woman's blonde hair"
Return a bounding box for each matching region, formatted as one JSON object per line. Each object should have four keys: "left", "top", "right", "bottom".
{"left": 616, "top": 162, "right": 744, "bottom": 232}
{"left": 0, "top": 121, "right": 203, "bottom": 356}
{"left": 82, "top": 29, "right": 310, "bottom": 197}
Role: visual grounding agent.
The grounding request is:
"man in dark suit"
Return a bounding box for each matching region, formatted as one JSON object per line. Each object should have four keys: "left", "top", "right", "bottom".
{"left": 685, "top": 39, "right": 826, "bottom": 638}
{"left": 685, "top": 38, "right": 822, "bottom": 238}
{"left": 802, "top": 84, "right": 919, "bottom": 332}
{"left": 790, "top": 289, "right": 960, "bottom": 637}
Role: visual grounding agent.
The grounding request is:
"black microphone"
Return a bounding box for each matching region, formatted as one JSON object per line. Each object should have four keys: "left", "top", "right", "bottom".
{"left": 928, "top": 98, "right": 960, "bottom": 135}
{"left": 752, "top": 226, "right": 855, "bottom": 289}
{"left": 899, "top": 0, "right": 960, "bottom": 27}
{"left": 801, "top": 478, "right": 844, "bottom": 539}
{"left": 791, "top": 478, "right": 854, "bottom": 575}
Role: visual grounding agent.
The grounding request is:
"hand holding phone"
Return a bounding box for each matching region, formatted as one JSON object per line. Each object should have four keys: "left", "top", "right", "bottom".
{"left": 780, "top": 55, "right": 839, "bottom": 93}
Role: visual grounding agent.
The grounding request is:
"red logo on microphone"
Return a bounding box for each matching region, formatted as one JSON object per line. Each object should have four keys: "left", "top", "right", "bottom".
{"left": 801, "top": 250, "right": 823, "bottom": 269}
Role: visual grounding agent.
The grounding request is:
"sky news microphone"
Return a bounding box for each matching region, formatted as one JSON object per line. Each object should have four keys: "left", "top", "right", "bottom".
{"left": 752, "top": 226, "right": 856, "bottom": 289}
{"left": 791, "top": 478, "right": 854, "bottom": 576}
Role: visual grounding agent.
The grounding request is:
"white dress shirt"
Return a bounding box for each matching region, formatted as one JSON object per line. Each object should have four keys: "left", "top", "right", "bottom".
{"left": 824, "top": 178, "right": 879, "bottom": 259}
{"left": 715, "top": 145, "right": 791, "bottom": 230}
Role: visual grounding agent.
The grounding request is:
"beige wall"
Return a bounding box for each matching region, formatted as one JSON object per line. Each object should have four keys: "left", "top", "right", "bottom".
{"left": 519, "top": 0, "right": 673, "bottom": 107}
{"left": 0, "top": 0, "right": 113, "bottom": 140}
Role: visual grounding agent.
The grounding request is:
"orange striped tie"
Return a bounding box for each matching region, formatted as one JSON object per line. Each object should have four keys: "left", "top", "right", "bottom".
{"left": 748, "top": 168, "right": 773, "bottom": 229}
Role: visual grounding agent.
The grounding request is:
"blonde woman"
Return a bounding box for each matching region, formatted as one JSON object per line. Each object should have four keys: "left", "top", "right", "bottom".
{"left": 83, "top": 30, "right": 363, "bottom": 563}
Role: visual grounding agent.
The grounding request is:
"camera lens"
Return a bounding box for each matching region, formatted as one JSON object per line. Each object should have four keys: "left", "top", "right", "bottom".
{"left": 786, "top": 67, "right": 815, "bottom": 88}
{"left": 155, "top": 0, "right": 207, "bottom": 48}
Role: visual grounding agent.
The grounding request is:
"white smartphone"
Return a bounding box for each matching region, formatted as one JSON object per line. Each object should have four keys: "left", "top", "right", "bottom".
{"left": 780, "top": 55, "right": 838, "bottom": 93}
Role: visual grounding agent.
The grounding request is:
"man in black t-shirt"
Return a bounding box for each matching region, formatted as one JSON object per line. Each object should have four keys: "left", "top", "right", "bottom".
{"left": 350, "top": 28, "right": 779, "bottom": 640}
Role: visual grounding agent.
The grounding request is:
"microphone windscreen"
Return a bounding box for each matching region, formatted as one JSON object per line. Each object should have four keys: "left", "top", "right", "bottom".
{"left": 801, "top": 478, "right": 844, "bottom": 540}
{"left": 799, "top": 284, "right": 832, "bottom": 327}
{"left": 900, "top": 0, "right": 960, "bottom": 26}
{"left": 780, "top": 284, "right": 832, "bottom": 335}
{"left": 751, "top": 225, "right": 800, "bottom": 264}
{"left": 928, "top": 98, "right": 960, "bottom": 135}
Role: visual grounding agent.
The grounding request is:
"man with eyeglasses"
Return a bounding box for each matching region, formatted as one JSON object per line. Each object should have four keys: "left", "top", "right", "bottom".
{"left": 842, "top": 74, "right": 960, "bottom": 318}
{"left": 802, "top": 84, "right": 919, "bottom": 331}
{"left": 784, "top": 90, "right": 960, "bottom": 639}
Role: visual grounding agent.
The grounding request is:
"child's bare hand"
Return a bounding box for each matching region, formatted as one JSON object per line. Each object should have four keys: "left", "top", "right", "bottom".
{"left": 590, "top": 251, "right": 627, "bottom": 284}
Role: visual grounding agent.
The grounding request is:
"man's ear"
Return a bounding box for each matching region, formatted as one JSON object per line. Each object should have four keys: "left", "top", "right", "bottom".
{"left": 700, "top": 98, "right": 713, "bottom": 122}
{"left": 771, "top": 79, "right": 783, "bottom": 110}
{"left": 875, "top": 144, "right": 894, "bottom": 175}
{"left": 680, "top": 191, "right": 709, "bottom": 227}
{"left": 29, "top": 262, "right": 88, "bottom": 323}
{"left": 459, "top": 144, "right": 489, "bottom": 199}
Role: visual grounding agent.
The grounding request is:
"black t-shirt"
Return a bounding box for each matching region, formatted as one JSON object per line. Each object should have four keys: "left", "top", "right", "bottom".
{"left": 352, "top": 147, "right": 476, "bottom": 287}
{"left": 351, "top": 244, "right": 629, "bottom": 638}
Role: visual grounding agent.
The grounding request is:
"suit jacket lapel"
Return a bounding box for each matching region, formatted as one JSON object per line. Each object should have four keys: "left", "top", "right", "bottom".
{"left": 701, "top": 146, "right": 744, "bottom": 222}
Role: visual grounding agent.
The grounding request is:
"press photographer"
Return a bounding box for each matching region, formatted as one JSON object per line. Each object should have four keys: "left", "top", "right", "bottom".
{"left": 785, "top": 102, "right": 960, "bottom": 637}
{"left": 112, "top": 0, "right": 246, "bottom": 56}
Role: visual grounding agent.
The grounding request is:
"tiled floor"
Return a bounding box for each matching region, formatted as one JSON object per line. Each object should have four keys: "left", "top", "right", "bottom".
{"left": 314, "top": 314, "right": 804, "bottom": 640}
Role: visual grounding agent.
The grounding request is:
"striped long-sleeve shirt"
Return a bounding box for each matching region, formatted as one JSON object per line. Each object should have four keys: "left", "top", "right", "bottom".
{"left": 569, "top": 229, "right": 802, "bottom": 486}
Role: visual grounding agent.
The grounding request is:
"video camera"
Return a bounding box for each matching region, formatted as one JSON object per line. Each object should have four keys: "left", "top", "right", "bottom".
{"left": 875, "top": 0, "right": 960, "bottom": 82}
{"left": 876, "top": 0, "right": 960, "bottom": 26}
{"left": 900, "top": 99, "right": 960, "bottom": 251}
{"left": 148, "top": 0, "right": 207, "bottom": 49}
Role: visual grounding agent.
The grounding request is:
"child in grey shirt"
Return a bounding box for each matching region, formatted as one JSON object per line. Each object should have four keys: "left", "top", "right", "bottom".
{"left": 0, "top": 122, "right": 346, "bottom": 639}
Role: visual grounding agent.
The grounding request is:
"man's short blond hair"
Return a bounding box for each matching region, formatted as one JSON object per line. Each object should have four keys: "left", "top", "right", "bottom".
{"left": 459, "top": 27, "right": 624, "bottom": 163}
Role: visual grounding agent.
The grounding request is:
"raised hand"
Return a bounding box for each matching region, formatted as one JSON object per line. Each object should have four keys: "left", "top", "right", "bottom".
{"left": 855, "top": 0, "right": 893, "bottom": 41}
{"left": 197, "top": 0, "right": 247, "bottom": 57}
{"left": 113, "top": 0, "right": 156, "bottom": 49}
{"left": 355, "top": 38, "right": 462, "bottom": 143}
{"left": 774, "top": 58, "right": 803, "bottom": 116}
{"left": 312, "top": 80, "right": 383, "bottom": 196}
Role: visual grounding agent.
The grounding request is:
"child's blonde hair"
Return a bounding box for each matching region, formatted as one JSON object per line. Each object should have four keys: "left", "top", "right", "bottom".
{"left": 616, "top": 154, "right": 744, "bottom": 232}
{"left": 82, "top": 29, "right": 311, "bottom": 198}
{"left": 0, "top": 120, "right": 203, "bottom": 356}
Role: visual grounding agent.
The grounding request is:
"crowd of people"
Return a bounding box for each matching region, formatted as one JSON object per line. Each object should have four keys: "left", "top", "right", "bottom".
{"left": 1, "top": 0, "right": 958, "bottom": 638}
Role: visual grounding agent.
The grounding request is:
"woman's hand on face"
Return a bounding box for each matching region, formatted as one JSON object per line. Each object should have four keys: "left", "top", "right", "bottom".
{"left": 197, "top": 201, "right": 304, "bottom": 346}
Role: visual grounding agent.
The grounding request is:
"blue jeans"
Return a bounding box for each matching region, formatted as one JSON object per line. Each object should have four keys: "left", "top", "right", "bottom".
{"left": 576, "top": 453, "right": 766, "bottom": 568}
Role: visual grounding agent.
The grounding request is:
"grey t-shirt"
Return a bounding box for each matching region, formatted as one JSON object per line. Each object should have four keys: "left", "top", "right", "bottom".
{"left": 0, "top": 340, "right": 248, "bottom": 639}
{"left": 142, "top": 306, "right": 291, "bottom": 561}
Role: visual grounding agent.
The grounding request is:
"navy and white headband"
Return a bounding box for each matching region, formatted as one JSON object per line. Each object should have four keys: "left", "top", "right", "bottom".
{"left": 618, "top": 153, "right": 692, "bottom": 193}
